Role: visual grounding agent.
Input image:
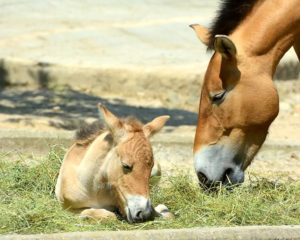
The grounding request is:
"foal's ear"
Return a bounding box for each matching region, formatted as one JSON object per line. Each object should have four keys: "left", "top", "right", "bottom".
{"left": 98, "top": 104, "right": 122, "bottom": 131}
{"left": 143, "top": 116, "right": 170, "bottom": 138}
{"left": 214, "top": 35, "right": 237, "bottom": 59}
{"left": 189, "top": 24, "right": 210, "bottom": 46}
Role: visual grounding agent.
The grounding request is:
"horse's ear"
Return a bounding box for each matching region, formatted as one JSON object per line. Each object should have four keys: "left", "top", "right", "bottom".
{"left": 143, "top": 116, "right": 170, "bottom": 138}
{"left": 189, "top": 24, "right": 210, "bottom": 46}
{"left": 98, "top": 103, "right": 122, "bottom": 132}
{"left": 214, "top": 35, "right": 237, "bottom": 59}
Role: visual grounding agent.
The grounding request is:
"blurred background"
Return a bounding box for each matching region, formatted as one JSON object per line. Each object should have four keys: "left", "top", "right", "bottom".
{"left": 0, "top": 0, "right": 299, "bottom": 128}
{"left": 0, "top": 0, "right": 299, "bottom": 178}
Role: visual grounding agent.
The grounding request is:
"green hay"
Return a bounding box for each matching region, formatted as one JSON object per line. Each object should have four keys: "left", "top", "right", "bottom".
{"left": 1, "top": 146, "right": 300, "bottom": 234}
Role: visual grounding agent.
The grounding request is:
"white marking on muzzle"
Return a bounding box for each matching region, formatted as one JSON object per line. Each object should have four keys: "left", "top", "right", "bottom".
{"left": 194, "top": 144, "right": 242, "bottom": 182}
{"left": 125, "top": 195, "right": 152, "bottom": 222}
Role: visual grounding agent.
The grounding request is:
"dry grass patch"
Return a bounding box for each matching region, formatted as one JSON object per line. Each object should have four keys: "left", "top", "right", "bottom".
{"left": 1, "top": 146, "right": 300, "bottom": 234}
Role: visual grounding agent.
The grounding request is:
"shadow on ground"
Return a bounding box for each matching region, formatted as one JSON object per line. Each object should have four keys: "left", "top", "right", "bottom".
{"left": 0, "top": 88, "right": 197, "bottom": 129}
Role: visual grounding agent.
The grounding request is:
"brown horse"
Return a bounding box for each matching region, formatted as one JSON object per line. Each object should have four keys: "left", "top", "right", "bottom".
{"left": 190, "top": 0, "right": 300, "bottom": 187}
{"left": 55, "top": 104, "right": 173, "bottom": 222}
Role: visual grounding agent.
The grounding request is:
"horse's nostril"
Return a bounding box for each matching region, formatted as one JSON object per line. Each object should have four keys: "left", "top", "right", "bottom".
{"left": 222, "top": 168, "right": 233, "bottom": 183}
{"left": 197, "top": 172, "right": 208, "bottom": 183}
{"left": 197, "top": 172, "right": 217, "bottom": 190}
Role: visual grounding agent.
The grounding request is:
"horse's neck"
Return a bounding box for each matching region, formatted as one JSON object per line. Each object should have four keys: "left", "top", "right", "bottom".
{"left": 232, "top": 0, "right": 300, "bottom": 76}
{"left": 294, "top": 41, "right": 300, "bottom": 62}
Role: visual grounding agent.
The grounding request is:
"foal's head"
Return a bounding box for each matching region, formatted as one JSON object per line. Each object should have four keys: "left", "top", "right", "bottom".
{"left": 190, "top": 24, "right": 279, "bottom": 188}
{"left": 98, "top": 104, "right": 169, "bottom": 223}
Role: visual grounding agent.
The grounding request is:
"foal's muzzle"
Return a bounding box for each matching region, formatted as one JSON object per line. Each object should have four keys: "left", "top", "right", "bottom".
{"left": 126, "top": 196, "right": 154, "bottom": 223}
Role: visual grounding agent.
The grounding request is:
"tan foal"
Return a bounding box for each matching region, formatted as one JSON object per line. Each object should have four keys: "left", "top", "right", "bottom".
{"left": 55, "top": 104, "right": 173, "bottom": 222}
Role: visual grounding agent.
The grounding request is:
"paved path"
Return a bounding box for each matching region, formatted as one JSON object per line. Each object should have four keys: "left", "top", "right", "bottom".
{"left": 0, "top": 0, "right": 217, "bottom": 70}
{"left": 0, "top": 0, "right": 297, "bottom": 72}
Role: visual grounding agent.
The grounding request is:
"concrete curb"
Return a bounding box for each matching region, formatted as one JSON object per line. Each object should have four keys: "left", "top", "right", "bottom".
{"left": 2, "top": 225, "right": 300, "bottom": 240}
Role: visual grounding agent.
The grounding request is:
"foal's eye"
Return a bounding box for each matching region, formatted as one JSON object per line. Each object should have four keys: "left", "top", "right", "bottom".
{"left": 211, "top": 91, "right": 226, "bottom": 103}
{"left": 122, "top": 163, "right": 133, "bottom": 173}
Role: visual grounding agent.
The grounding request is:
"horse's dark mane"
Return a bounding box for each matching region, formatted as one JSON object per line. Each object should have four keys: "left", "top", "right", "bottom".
{"left": 208, "top": 0, "right": 258, "bottom": 49}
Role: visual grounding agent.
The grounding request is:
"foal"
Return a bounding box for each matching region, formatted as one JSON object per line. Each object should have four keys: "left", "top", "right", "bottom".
{"left": 55, "top": 104, "right": 172, "bottom": 223}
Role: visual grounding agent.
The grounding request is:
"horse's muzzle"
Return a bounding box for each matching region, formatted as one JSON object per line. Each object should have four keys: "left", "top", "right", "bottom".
{"left": 197, "top": 167, "right": 244, "bottom": 190}
{"left": 194, "top": 145, "right": 245, "bottom": 189}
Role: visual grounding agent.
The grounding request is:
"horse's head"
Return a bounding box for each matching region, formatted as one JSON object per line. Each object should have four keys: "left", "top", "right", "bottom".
{"left": 191, "top": 25, "right": 279, "bottom": 188}
{"left": 98, "top": 104, "right": 169, "bottom": 222}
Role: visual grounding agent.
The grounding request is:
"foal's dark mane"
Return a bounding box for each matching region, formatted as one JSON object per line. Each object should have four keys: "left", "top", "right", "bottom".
{"left": 208, "top": 0, "right": 258, "bottom": 49}
{"left": 75, "top": 117, "right": 143, "bottom": 145}
{"left": 75, "top": 120, "right": 105, "bottom": 145}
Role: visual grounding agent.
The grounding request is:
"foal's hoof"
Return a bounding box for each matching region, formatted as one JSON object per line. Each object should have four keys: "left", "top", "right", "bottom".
{"left": 154, "top": 204, "right": 175, "bottom": 220}
{"left": 79, "top": 208, "right": 117, "bottom": 221}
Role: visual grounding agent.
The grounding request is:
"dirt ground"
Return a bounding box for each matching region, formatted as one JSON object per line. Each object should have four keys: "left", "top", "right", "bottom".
{"left": 0, "top": 78, "right": 300, "bottom": 181}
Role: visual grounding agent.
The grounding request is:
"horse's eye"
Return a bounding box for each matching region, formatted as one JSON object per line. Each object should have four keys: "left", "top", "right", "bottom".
{"left": 211, "top": 91, "right": 226, "bottom": 103}
{"left": 122, "top": 163, "right": 133, "bottom": 173}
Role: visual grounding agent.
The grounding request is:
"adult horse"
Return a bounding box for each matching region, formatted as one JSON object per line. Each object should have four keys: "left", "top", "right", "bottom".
{"left": 190, "top": 0, "right": 300, "bottom": 187}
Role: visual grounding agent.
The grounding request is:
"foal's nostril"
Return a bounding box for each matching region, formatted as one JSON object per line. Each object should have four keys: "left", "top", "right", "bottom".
{"left": 136, "top": 210, "right": 143, "bottom": 219}
{"left": 132, "top": 210, "right": 146, "bottom": 222}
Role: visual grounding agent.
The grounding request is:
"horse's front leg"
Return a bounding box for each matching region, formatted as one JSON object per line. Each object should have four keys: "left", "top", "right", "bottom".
{"left": 80, "top": 208, "right": 117, "bottom": 220}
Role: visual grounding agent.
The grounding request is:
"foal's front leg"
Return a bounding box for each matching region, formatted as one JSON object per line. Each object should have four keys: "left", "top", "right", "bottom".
{"left": 80, "top": 208, "right": 117, "bottom": 220}
{"left": 154, "top": 204, "right": 174, "bottom": 220}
